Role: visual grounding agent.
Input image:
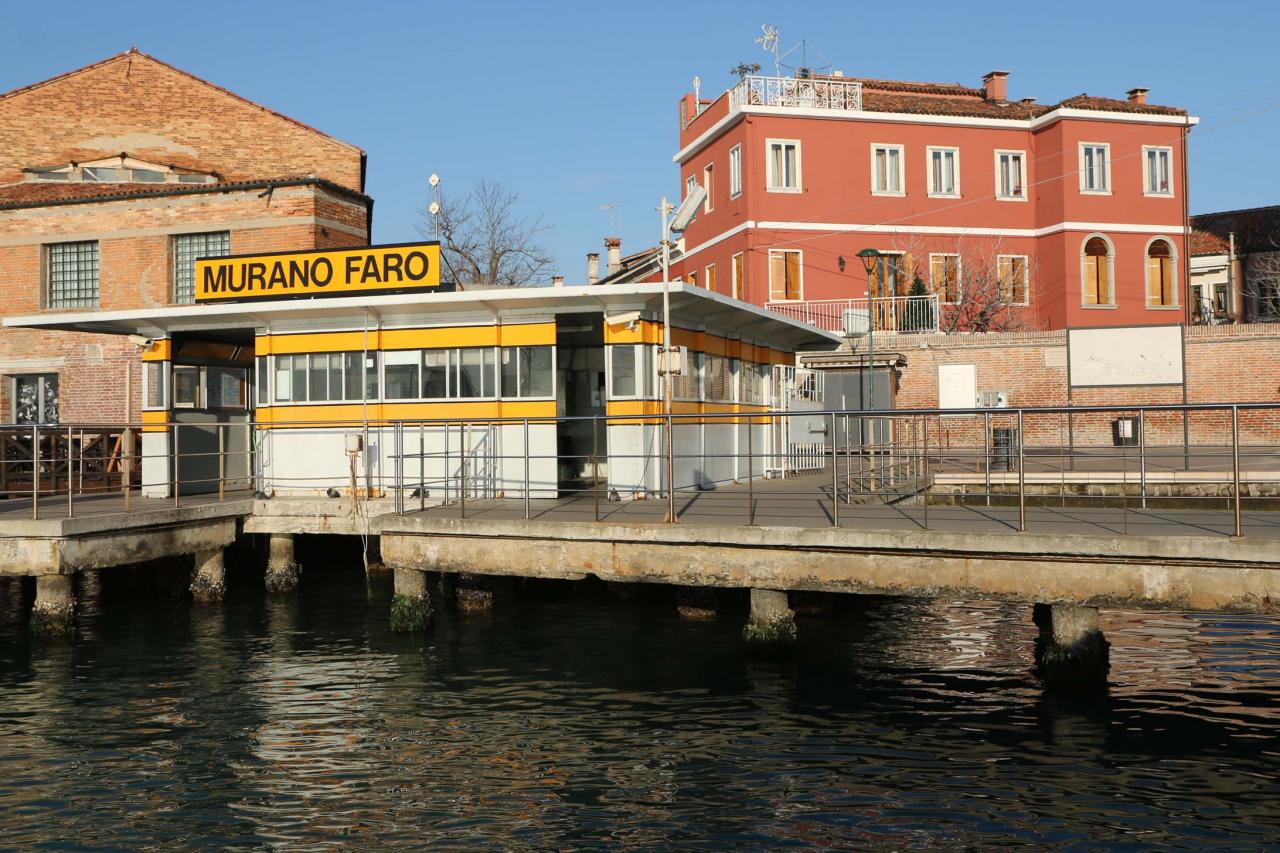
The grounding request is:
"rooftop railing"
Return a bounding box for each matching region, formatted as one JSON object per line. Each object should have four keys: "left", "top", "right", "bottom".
{"left": 766, "top": 295, "right": 941, "bottom": 334}
{"left": 729, "top": 75, "right": 863, "bottom": 112}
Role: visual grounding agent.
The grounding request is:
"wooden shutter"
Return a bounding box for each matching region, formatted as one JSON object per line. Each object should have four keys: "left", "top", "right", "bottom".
{"left": 733, "top": 254, "right": 744, "bottom": 300}
{"left": 769, "top": 253, "right": 784, "bottom": 300}
{"left": 785, "top": 251, "right": 801, "bottom": 300}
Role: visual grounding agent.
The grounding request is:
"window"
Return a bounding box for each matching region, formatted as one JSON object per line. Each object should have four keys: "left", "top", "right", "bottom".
{"left": 1080, "top": 144, "right": 1110, "bottom": 193}
{"left": 871, "top": 253, "right": 904, "bottom": 299}
{"left": 255, "top": 356, "right": 269, "bottom": 406}
{"left": 929, "top": 254, "right": 961, "bottom": 303}
{"left": 1082, "top": 236, "right": 1112, "bottom": 305}
{"left": 458, "top": 348, "right": 493, "bottom": 397}
{"left": 384, "top": 350, "right": 421, "bottom": 400}
{"left": 687, "top": 271, "right": 698, "bottom": 287}
{"left": 927, "top": 147, "right": 959, "bottom": 197}
{"left": 207, "top": 367, "right": 248, "bottom": 410}
{"left": 705, "top": 263, "right": 716, "bottom": 293}
{"left": 766, "top": 139, "right": 800, "bottom": 191}
{"left": 12, "top": 374, "right": 58, "bottom": 424}
{"left": 145, "top": 362, "right": 169, "bottom": 410}
{"left": 732, "top": 252, "right": 744, "bottom": 300}
{"left": 996, "top": 150, "right": 1026, "bottom": 200}
{"left": 1144, "top": 146, "right": 1173, "bottom": 196}
{"left": 872, "top": 144, "right": 904, "bottom": 195}
{"left": 686, "top": 175, "right": 697, "bottom": 198}
{"left": 997, "top": 255, "right": 1029, "bottom": 304}
{"left": 729, "top": 144, "right": 742, "bottom": 198}
{"left": 609, "top": 344, "right": 654, "bottom": 399}
{"left": 768, "top": 249, "right": 802, "bottom": 300}
{"left": 670, "top": 351, "right": 703, "bottom": 400}
{"left": 272, "top": 353, "right": 376, "bottom": 403}
{"left": 501, "top": 346, "right": 553, "bottom": 398}
{"left": 172, "top": 366, "right": 202, "bottom": 408}
{"left": 740, "top": 361, "right": 770, "bottom": 405}
{"left": 46, "top": 240, "right": 99, "bottom": 308}
{"left": 704, "top": 353, "right": 731, "bottom": 401}
{"left": 703, "top": 164, "right": 714, "bottom": 212}
{"left": 173, "top": 231, "right": 230, "bottom": 303}
{"left": 1145, "top": 239, "right": 1176, "bottom": 307}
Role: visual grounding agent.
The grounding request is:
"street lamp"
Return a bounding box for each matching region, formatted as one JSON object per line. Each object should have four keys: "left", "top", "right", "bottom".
{"left": 856, "top": 248, "right": 880, "bottom": 413}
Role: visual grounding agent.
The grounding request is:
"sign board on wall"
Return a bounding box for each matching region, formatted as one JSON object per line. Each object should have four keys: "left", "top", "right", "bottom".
{"left": 1068, "top": 326, "right": 1183, "bottom": 387}
{"left": 195, "top": 242, "right": 443, "bottom": 303}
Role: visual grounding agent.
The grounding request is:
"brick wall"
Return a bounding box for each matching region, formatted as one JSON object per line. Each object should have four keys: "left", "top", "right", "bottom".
{"left": 0, "top": 50, "right": 363, "bottom": 190}
{"left": 0, "top": 187, "right": 368, "bottom": 424}
{"left": 855, "top": 324, "right": 1280, "bottom": 448}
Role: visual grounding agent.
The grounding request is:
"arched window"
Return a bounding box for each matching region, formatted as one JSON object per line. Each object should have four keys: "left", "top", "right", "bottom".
{"left": 1146, "top": 239, "right": 1175, "bottom": 307}
{"left": 1082, "top": 236, "right": 1111, "bottom": 305}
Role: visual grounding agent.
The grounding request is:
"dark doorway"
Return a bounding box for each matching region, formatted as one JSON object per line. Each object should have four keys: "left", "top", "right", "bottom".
{"left": 555, "top": 313, "right": 606, "bottom": 495}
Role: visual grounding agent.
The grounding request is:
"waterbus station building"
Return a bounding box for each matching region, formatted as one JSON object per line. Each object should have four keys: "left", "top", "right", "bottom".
{"left": 4, "top": 243, "right": 837, "bottom": 502}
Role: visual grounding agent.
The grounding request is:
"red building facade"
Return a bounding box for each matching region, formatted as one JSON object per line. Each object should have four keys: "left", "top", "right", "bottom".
{"left": 656, "top": 71, "right": 1196, "bottom": 332}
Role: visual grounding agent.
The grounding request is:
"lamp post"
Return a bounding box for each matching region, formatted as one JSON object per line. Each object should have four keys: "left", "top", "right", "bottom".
{"left": 856, "top": 249, "right": 880, "bottom": 413}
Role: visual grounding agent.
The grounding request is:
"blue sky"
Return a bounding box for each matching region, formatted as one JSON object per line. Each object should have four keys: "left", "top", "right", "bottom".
{"left": 3, "top": 1, "right": 1278, "bottom": 281}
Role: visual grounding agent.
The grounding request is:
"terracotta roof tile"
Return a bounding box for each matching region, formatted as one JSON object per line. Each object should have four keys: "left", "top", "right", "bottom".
{"left": 1056, "top": 93, "right": 1187, "bottom": 117}
{"left": 861, "top": 91, "right": 1050, "bottom": 120}
{"left": 1192, "top": 206, "right": 1280, "bottom": 255}
{"left": 0, "top": 176, "right": 369, "bottom": 210}
{"left": 1189, "top": 228, "right": 1230, "bottom": 255}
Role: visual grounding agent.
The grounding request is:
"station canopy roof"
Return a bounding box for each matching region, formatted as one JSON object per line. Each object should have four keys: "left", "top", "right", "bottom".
{"left": 4, "top": 283, "right": 841, "bottom": 351}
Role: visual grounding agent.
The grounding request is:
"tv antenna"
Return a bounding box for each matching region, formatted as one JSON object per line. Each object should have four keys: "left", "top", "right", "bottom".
{"left": 598, "top": 202, "right": 621, "bottom": 236}
{"left": 756, "top": 24, "right": 780, "bottom": 76}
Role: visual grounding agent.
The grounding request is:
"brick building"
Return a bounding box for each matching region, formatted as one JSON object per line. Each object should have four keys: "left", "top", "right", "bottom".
{"left": 620, "top": 69, "right": 1197, "bottom": 334}
{"left": 0, "top": 49, "right": 370, "bottom": 424}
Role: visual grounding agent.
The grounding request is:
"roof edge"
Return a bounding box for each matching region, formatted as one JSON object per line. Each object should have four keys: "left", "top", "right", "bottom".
{"left": 0, "top": 176, "right": 371, "bottom": 212}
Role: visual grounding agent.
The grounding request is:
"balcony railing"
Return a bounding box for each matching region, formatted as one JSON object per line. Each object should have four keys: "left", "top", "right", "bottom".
{"left": 729, "top": 75, "right": 863, "bottom": 112}
{"left": 766, "top": 295, "right": 941, "bottom": 335}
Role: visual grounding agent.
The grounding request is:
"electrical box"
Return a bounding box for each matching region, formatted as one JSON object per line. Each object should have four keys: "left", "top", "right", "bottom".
{"left": 659, "top": 346, "right": 687, "bottom": 376}
{"left": 841, "top": 307, "right": 870, "bottom": 337}
{"left": 977, "top": 390, "right": 1009, "bottom": 408}
{"left": 345, "top": 433, "right": 364, "bottom": 453}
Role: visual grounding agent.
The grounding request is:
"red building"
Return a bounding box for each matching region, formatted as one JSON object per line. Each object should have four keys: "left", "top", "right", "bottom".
{"left": 645, "top": 70, "right": 1197, "bottom": 333}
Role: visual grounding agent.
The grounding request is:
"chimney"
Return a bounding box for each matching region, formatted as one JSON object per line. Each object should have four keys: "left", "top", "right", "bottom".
{"left": 605, "top": 237, "right": 622, "bottom": 276}
{"left": 982, "top": 70, "right": 1009, "bottom": 103}
{"left": 1127, "top": 87, "right": 1149, "bottom": 105}
{"left": 551, "top": 275, "right": 565, "bottom": 288}
{"left": 586, "top": 252, "right": 600, "bottom": 284}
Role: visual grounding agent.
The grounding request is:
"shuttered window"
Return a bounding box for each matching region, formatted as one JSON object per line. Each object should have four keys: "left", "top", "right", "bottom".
{"left": 1083, "top": 237, "right": 1111, "bottom": 305}
{"left": 930, "top": 254, "right": 961, "bottom": 303}
{"left": 768, "top": 250, "right": 802, "bottom": 300}
{"left": 997, "top": 255, "right": 1029, "bottom": 304}
{"left": 1145, "top": 240, "right": 1175, "bottom": 306}
{"left": 732, "top": 252, "right": 744, "bottom": 300}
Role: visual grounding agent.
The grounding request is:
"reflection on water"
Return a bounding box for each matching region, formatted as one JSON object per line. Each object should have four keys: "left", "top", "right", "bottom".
{"left": 1, "top": 563, "right": 1278, "bottom": 849}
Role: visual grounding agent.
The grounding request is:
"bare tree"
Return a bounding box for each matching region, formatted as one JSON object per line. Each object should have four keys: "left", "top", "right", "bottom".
{"left": 1239, "top": 239, "right": 1280, "bottom": 323}
{"left": 888, "top": 233, "right": 1041, "bottom": 333}
{"left": 418, "top": 177, "right": 554, "bottom": 287}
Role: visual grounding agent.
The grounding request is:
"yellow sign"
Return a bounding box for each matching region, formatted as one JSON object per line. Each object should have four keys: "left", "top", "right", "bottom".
{"left": 195, "top": 242, "right": 443, "bottom": 302}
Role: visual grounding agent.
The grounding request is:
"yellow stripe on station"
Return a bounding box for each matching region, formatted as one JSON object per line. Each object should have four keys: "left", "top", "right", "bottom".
{"left": 257, "top": 322, "right": 556, "bottom": 355}
{"left": 141, "top": 339, "right": 171, "bottom": 362}
{"left": 256, "top": 399, "right": 557, "bottom": 428}
{"left": 141, "top": 410, "right": 169, "bottom": 433}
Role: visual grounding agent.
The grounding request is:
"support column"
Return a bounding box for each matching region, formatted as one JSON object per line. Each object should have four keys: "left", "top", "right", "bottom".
{"left": 30, "top": 574, "right": 75, "bottom": 638}
{"left": 743, "top": 588, "right": 796, "bottom": 644}
{"left": 455, "top": 572, "right": 493, "bottom": 614}
{"left": 1033, "top": 603, "right": 1110, "bottom": 687}
{"left": 190, "top": 548, "right": 226, "bottom": 603}
{"left": 677, "top": 586, "right": 718, "bottom": 620}
{"left": 264, "top": 533, "right": 300, "bottom": 594}
{"left": 390, "top": 567, "right": 432, "bottom": 632}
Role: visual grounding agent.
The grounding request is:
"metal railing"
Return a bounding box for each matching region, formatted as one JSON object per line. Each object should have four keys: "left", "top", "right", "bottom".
{"left": 1, "top": 402, "right": 1277, "bottom": 540}
{"left": 766, "top": 295, "right": 941, "bottom": 334}
{"left": 729, "top": 75, "right": 863, "bottom": 112}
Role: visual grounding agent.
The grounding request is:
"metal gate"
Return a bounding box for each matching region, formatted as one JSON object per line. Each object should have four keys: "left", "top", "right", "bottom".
{"left": 766, "top": 365, "right": 826, "bottom": 477}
